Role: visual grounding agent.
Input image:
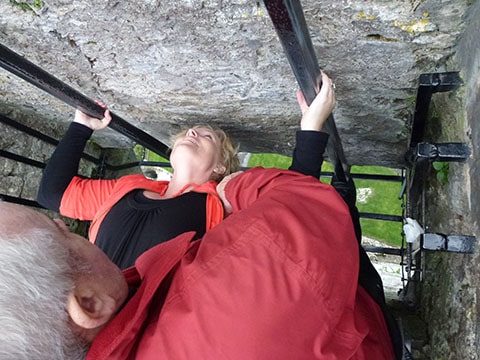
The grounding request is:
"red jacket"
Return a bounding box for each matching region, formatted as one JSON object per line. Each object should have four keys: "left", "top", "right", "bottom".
{"left": 86, "top": 167, "right": 395, "bottom": 359}
{"left": 59, "top": 174, "right": 224, "bottom": 243}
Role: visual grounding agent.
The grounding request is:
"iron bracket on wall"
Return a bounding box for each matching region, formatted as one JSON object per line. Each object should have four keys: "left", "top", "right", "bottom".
{"left": 409, "top": 72, "right": 464, "bottom": 147}
{"left": 0, "top": 43, "right": 170, "bottom": 159}
{"left": 406, "top": 71, "right": 467, "bottom": 219}
{"left": 423, "top": 233, "right": 476, "bottom": 253}
{"left": 401, "top": 72, "right": 474, "bottom": 305}
{"left": 414, "top": 142, "right": 470, "bottom": 161}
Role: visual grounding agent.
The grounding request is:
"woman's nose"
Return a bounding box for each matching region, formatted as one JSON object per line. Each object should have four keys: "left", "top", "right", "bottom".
{"left": 187, "top": 128, "right": 197, "bottom": 137}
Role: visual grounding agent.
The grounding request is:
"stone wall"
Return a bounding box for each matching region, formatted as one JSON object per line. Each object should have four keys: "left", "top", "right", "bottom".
{"left": 417, "top": 1, "right": 480, "bottom": 358}
{"left": 0, "top": 0, "right": 474, "bottom": 167}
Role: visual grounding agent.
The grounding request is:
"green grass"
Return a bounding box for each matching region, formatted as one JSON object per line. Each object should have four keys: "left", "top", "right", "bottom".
{"left": 351, "top": 166, "right": 403, "bottom": 247}
{"left": 248, "top": 153, "right": 293, "bottom": 169}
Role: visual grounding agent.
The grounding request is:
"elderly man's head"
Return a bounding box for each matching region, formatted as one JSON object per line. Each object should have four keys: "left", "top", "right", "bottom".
{"left": 0, "top": 202, "right": 129, "bottom": 359}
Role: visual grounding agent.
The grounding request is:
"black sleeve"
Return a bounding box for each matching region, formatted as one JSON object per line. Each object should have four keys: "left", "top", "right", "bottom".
{"left": 36, "top": 122, "right": 93, "bottom": 211}
{"left": 288, "top": 130, "right": 329, "bottom": 179}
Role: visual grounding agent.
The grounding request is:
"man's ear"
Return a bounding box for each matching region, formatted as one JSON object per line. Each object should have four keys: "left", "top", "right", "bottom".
{"left": 67, "top": 291, "right": 117, "bottom": 329}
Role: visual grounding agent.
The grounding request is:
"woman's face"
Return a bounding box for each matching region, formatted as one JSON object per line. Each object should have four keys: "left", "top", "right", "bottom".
{"left": 170, "top": 127, "right": 225, "bottom": 178}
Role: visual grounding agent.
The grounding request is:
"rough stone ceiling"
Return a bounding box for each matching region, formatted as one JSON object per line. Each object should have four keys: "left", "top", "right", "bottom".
{"left": 0, "top": 0, "right": 473, "bottom": 167}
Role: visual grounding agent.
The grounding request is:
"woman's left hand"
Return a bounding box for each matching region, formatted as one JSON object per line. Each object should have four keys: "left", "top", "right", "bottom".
{"left": 298, "top": 71, "right": 336, "bottom": 131}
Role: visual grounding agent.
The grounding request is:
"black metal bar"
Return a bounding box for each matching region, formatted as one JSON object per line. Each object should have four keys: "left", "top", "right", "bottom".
{"left": 109, "top": 160, "right": 172, "bottom": 171}
{"left": 359, "top": 212, "right": 403, "bottom": 222}
{"left": 0, "top": 194, "right": 43, "bottom": 208}
{"left": 263, "top": 0, "right": 349, "bottom": 182}
{"left": 320, "top": 171, "right": 403, "bottom": 182}
{"left": 363, "top": 246, "right": 403, "bottom": 256}
{"left": 0, "top": 149, "right": 45, "bottom": 169}
{"left": 0, "top": 113, "right": 101, "bottom": 165}
{"left": 0, "top": 113, "right": 58, "bottom": 146}
{"left": 0, "top": 43, "right": 171, "bottom": 159}
{"left": 349, "top": 173, "right": 404, "bottom": 182}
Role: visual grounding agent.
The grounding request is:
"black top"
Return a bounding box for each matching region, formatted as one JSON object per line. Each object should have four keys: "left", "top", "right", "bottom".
{"left": 37, "top": 123, "right": 329, "bottom": 269}
{"left": 289, "top": 130, "right": 329, "bottom": 179}
{"left": 96, "top": 190, "right": 207, "bottom": 269}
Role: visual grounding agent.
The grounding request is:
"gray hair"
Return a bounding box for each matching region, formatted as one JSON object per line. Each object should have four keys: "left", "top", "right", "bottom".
{"left": 0, "top": 229, "right": 89, "bottom": 359}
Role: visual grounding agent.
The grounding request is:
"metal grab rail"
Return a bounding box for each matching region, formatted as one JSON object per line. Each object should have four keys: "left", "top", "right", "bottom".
{"left": 0, "top": 113, "right": 101, "bottom": 165}
{"left": 0, "top": 194, "right": 42, "bottom": 208}
{"left": 0, "top": 43, "right": 170, "bottom": 159}
{"left": 320, "top": 171, "right": 404, "bottom": 182}
{"left": 263, "top": 0, "right": 349, "bottom": 182}
{"left": 0, "top": 149, "right": 45, "bottom": 169}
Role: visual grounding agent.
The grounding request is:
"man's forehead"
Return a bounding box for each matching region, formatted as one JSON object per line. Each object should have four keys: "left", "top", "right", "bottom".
{"left": 0, "top": 201, "right": 51, "bottom": 234}
{"left": 0, "top": 200, "right": 29, "bottom": 214}
{"left": 0, "top": 201, "right": 24, "bottom": 219}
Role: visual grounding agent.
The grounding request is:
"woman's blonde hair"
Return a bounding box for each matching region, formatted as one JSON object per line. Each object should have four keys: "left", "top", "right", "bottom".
{"left": 172, "top": 125, "right": 240, "bottom": 181}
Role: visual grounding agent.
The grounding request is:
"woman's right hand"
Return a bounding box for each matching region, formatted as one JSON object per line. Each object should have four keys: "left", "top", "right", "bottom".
{"left": 73, "top": 100, "right": 112, "bottom": 130}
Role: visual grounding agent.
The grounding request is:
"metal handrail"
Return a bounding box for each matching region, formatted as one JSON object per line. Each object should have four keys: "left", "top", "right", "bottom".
{"left": 0, "top": 42, "right": 170, "bottom": 159}
{"left": 0, "top": 113, "right": 101, "bottom": 165}
{"left": 263, "top": 0, "right": 349, "bottom": 182}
